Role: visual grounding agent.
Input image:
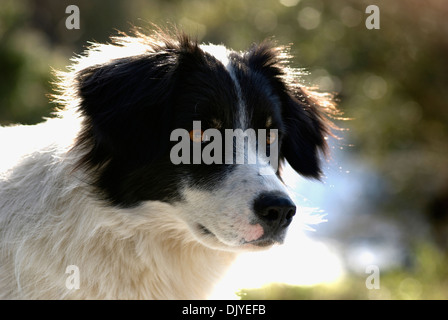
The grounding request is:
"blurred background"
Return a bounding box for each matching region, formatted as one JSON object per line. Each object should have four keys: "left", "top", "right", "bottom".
{"left": 1, "top": 0, "right": 447, "bottom": 299}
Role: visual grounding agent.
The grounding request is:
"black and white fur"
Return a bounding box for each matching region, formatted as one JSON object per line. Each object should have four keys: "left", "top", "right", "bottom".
{"left": 0, "top": 28, "right": 335, "bottom": 299}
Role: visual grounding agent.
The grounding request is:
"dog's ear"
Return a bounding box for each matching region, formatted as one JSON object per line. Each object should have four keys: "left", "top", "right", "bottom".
{"left": 280, "top": 86, "right": 333, "bottom": 179}
{"left": 72, "top": 34, "right": 189, "bottom": 170}
{"left": 246, "top": 41, "right": 336, "bottom": 179}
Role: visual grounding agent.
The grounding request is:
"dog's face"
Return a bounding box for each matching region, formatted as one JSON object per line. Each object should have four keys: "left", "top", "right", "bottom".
{"left": 70, "top": 30, "right": 333, "bottom": 252}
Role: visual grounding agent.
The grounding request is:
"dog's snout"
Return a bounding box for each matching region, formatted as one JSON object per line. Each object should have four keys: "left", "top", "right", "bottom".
{"left": 253, "top": 192, "right": 296, "bottom": 230}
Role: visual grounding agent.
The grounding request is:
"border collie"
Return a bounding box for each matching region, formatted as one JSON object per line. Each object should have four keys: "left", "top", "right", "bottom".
{"left": 0, "top": 27, "right": 336, "bottom": 299}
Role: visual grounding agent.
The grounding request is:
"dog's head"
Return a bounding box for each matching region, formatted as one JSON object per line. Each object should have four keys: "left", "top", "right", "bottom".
{"left": 65, "top": 29, "right": 336, "bottom": 251}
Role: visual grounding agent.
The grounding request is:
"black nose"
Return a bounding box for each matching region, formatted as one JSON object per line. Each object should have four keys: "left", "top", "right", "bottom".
{"left": 253, "top": 192, "right": 296, "bottom": 230}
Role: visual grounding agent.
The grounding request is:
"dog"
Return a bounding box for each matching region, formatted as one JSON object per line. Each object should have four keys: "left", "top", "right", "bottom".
{"left": 0, "top": 27, "right": 336, "bottom": 299}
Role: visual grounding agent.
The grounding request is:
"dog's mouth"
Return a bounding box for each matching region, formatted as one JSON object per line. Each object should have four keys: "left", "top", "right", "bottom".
{"left": 244, "top": 238, "right": 276, "bottom": 247}
{"left": 198, "top": 224, "right": 214, "bottom": 236}
{"left": 196, "top": 223, "right": 227, "bottom": 248}
{"left": 196, "top": 223, "right": 278, "bottom": 249}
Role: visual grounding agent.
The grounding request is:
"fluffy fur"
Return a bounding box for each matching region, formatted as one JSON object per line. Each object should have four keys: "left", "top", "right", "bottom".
{"left": 0, "top": 28, "right": 337, "bottom": 299}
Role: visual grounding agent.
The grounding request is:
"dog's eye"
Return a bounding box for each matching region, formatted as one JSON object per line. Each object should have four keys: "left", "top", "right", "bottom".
{"left": 189, "top": 129, "right": 208, "bottom": 143}
{"left": 266, "top": 131, "right": 277, "bottom": 145}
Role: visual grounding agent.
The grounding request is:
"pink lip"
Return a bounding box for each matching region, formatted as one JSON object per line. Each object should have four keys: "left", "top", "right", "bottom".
{"left": 243, "top": 223, "right": 264, "bottom": 242}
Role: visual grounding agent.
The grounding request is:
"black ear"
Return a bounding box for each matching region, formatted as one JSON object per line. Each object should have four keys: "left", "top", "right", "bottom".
{"left": 244, "top": 41, "right": 335, "bottom": 179}
{"left": 74, "top": 48, "right": 179, "bottom": 170}
{"left": 280, "top": 86, "right": 333, "bottom": 179}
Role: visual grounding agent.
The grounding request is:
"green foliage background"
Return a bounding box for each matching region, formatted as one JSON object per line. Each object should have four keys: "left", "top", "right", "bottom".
{"left": 1, "top": 0, "right": 447, "bottom": 299}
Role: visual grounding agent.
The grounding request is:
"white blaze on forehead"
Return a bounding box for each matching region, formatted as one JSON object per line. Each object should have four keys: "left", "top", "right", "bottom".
{"left": 199, "top": 44, "right": 230, "bottom": 66}
{"left": 198, "top": 44, "right": 283, "bottom": 180}
{"left": 199, "top": 44, "right": 248, "bottom": 130}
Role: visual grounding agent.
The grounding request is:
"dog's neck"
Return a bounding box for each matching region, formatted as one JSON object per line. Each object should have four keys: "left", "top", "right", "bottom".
{"left": 83, "top": 201, "right": 238, "bottom": 299}
{"left": 62, "top": 179, "right": 238, "bottom": 299}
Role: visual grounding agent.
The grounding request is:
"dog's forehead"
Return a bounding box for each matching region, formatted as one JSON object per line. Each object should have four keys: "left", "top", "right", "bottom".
{"left": 199, "top": 44, "right": 279, "bottom": 130}
{"left": 198, "top": 44, "right": 243, "bottom": 128}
